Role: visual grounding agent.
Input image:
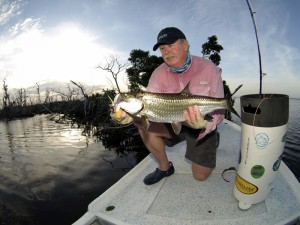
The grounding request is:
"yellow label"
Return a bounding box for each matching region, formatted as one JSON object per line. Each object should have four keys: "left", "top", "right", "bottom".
{"left": 235, "top": 174, "right": 258, "bottom": 194}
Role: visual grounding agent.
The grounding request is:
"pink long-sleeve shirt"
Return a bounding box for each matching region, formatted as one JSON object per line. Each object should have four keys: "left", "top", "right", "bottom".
{"left": 147, "top": 55, "right": 225, "bottom": 140}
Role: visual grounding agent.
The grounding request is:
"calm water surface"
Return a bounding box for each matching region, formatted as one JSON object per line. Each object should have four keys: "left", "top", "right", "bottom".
{"left": 0, "top": 114, "right": 137, "bottom": 225}
{"left": 0, "top": 98, "right": 299, "bottom": 225}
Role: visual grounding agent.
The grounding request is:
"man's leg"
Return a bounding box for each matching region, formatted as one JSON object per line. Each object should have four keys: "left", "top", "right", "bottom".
{"left": 138, "top": 123, "right": 178, "bottom": 185}
{"left": 191, "top": 163, "right": 213, "bottom": 181}
{"left": 138, "top": 122, "right": 172, "bottom": 171}
{"left": 183, "top": 127, "right": 217, "bottom": 181}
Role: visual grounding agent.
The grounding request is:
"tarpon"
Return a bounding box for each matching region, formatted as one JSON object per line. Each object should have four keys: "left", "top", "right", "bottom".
{"left": 110, "top": 84, "right": 242, "bottom": 133}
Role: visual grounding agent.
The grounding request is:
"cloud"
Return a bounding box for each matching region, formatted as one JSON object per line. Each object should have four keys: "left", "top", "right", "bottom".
{"left": 0, "top": 0, "right": 22, "bottom": 25}
{"left": 9, "top": 17, "right": 42, "bottom": 36}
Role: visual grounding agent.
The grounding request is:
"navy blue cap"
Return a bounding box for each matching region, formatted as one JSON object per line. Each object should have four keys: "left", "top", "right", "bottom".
{"left": 153, "top": 27, "right": 186, "bottom": 51}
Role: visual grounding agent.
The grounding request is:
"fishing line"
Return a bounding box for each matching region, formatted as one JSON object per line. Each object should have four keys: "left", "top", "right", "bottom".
{"left": 251, "top": 94, "right": 283, "bottom": 146}
{"left": 222, "top": 166, "right": 237, "bottom": 182}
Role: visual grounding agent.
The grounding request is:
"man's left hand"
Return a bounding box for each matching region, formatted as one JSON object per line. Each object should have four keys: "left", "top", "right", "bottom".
{"left": 183, "top": 105, "right": 208, "bottom": 129}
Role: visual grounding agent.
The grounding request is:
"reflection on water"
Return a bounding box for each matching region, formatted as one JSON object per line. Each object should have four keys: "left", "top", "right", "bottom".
{"left": 1, "top": 115, "right": 88, "bottom": 181}
{"left": 0, "top": 114, "right": 137, "bottom": 225}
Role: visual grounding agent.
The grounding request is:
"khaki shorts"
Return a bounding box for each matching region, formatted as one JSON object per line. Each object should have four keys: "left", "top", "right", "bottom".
{"left": 163, "top": 124, "right": 218, "bottom": 168}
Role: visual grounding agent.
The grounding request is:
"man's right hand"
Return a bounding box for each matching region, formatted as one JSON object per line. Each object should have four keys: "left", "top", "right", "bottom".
{"left": 183, "top": 105, "right": 208, "bottom": 129}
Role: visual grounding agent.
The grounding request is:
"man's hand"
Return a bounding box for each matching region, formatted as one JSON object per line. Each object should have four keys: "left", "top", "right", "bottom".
{"left": 183, "top": 106, "right": 207, "bottom": 129}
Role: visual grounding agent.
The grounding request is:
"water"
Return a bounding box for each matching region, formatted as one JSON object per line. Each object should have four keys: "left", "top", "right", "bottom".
{"left": 0, "top": 114, "right": 137, "bottom": 225}
{"left": 0, "top": 99, "right": 299, "bottom": 225}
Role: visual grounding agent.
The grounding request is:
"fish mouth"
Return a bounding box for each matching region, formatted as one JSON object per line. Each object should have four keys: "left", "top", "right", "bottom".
{"left": 110, "top": 108, "right": 133, "bottom": 125}
{"left": 111, "top": 108, "right": 122, "bottom": 121}
{"left": 110, "top": 94, "right": 134, "bottom": 125}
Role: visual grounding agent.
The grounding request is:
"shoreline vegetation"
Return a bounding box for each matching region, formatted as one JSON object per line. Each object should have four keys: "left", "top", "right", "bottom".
{"left": 0, "top": 81, "right": 151, "bottom": 158}
{"left": 0, "top": 79, "right": 236, "bottom": 156}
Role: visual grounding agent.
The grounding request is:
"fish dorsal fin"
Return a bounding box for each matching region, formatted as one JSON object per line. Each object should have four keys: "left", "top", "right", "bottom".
{"left": 226, "top": 84, "right": 243, "bottom": 97}
{"left": 181, "top": 82, "right": 192, "bottom": 95}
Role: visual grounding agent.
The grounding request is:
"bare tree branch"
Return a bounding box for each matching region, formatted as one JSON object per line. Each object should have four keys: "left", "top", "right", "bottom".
{"left": 70, "top": 80, "right": 90, "bottom": 116}
{"left": 97, "top": 55, "right": 127, "bottom": 93}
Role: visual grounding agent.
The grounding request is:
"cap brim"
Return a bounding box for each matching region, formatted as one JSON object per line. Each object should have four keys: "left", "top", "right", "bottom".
{"left": 152, "top": 37, "right": 181, "bottom": 51}
{"left": 153, "top": 43, "right": 164, "bottom": 51}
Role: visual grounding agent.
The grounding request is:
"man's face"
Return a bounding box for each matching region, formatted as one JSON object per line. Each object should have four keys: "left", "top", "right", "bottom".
{"left": 159, "top": 39, "right": 189, "bottom": 68}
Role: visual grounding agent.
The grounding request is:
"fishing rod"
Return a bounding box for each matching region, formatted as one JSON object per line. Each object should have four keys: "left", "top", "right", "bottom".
{"left": 245, "top": 0, "right": 263, "bottom": 96}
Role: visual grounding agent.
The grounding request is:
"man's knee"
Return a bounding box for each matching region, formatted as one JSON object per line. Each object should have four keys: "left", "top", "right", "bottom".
{"left": 192, "top": 172, "right": 211, "bottom": 181}
{"left": 192, "top": 163, "right": 213, "bottom": 181}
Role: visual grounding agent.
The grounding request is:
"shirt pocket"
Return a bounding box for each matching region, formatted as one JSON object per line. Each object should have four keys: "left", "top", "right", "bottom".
{"left": 190, "top": 84, "right": 211, "bottom": 96}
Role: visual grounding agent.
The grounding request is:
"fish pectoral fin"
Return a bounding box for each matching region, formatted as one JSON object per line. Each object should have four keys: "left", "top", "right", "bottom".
{"left": 171, "top": 122, "right": 182, "bottom": 135}
{"left": 141, "top": 115, "right": 150, "bottom": 131}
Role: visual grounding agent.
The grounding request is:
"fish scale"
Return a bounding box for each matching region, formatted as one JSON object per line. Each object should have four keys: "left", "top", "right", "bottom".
{"left": 134, "top": 92, "right": 234, "bottom": 123}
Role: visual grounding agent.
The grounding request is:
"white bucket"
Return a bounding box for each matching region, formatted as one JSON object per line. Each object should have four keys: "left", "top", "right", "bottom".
{"left": 233, "top": 94, "right": 289, "bottom": 210}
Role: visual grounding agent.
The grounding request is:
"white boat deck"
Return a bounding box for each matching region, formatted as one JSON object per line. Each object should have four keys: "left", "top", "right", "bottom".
{"left": 73, "top": 120, "right": 300, "bottom": 225}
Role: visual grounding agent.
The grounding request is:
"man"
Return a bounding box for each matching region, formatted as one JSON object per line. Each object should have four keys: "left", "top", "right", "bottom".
{"left": 136, "top": 27, "right": 225, "bottom": 185}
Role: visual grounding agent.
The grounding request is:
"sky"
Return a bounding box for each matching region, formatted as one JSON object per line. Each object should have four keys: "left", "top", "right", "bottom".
{"left": 0, "top": 0, "right": 300, "bottom": 98}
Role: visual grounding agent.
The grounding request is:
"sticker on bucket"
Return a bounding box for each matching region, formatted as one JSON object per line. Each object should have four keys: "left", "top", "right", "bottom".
{"left": 251, "top": 165, "right": 265, "bottom": 179}
{"left": 273, "top": 154, "right": 283, "bottom": 171}
{"left": 255, "top": 133, "right": 269, "bottom": 149}
{"left": 235, "top": 174, "right": 258, "bottom": 194}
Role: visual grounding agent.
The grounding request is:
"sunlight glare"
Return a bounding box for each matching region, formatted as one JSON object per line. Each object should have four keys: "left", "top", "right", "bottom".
{"left": 2, "top": 22, "right": 121, "bottom": 88}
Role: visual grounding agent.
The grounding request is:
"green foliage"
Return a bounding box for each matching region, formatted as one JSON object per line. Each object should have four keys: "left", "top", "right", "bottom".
{"left": 201, "top": 35, "right": 224, "bottom": 66}
{"left": 223, "top": 80, "right": 231, "bottom": 97}
{"left": 201, "top": 36, "right": 235, "bottom": 119}
{"left": 223, "top": 80, "right": 236, "bottom": 120}
{"left": 126, "top": 49, "right": 163, "bottom": 92}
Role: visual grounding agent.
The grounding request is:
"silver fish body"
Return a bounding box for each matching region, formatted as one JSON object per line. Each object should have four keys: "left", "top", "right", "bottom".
{"left": 112, "top": 91, "right": 239, "bottom": 124}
